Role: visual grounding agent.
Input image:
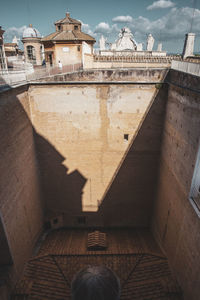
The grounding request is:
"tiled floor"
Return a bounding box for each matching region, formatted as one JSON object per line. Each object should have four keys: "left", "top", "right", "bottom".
{"left": 12, "top": 228, "right": 182, "bottom": 299}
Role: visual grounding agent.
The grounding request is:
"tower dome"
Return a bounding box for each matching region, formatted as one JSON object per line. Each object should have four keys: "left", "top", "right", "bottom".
{"left": 22, "top": 24, "right": 43, "bottom": 66}
{"left": 23, "top": 24, "right": 41, "bottom": 38}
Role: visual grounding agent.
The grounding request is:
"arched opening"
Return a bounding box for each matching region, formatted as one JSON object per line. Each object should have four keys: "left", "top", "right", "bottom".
{"left": 27, "top": 45, "right": 36, "bottom": 64}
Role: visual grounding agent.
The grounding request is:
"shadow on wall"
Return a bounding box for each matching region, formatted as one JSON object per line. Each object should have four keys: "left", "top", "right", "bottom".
{"left": 0, "top": 80, "right": 87, "bottom": 298}
{"left": 33, "top": 129, "right": 87, "bottom": 226}
{"left": 96, "top": 83, "right": 168, "bottom": 227}
{"left": 32, "top": 83, "right": 168, "bottom": 228}
{"left": 0, "top": 79, "right": 168, "bottom": 254}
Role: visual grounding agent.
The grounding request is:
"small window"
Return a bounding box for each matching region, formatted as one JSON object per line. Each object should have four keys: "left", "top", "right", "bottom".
{"left": 27, "top": 45, "right": 36, "bottom": 64}
{"left": 74, "top": 25, "right": 78, "bottom": 30}
{"left": 53, "top": 218, "right": 58, "bottom": 224}
{"left": 77, "top": 45, "right": 81, "bottom": 51}
{"left": 77, "top": 216, "right": 86, "bottom": 224}
{"left": 58, "top": 25, "right": 61, "bottom": 31}
{"left": 189, "top": 142, "right": 200, "bottom": 217}
{"left": 124, "top": 134, "right": 129, "bottom": 141}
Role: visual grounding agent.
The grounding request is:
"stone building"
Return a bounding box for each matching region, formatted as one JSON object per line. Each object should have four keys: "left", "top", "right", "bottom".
{"left": 99, "top": 27, "right": 166, "bottom": 58}
{"left": 111, "top": 27, "right": 137, "bottom": 51}
{"left": 22, "top": 24, "right": 43, "bottom": 65}
{"left": 41, "top": 12, "right": 96, "bottom": 66}
{"left": 0, "top": 26, "right": 7, "bottom": 70}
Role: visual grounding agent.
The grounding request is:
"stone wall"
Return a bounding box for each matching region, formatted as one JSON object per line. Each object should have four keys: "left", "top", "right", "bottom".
{"left": 29, "top": 81, "right": 166, "bottom": 227}
{"left": 1, "top": 68, "right": 200, "bottom": 299}
{"left": 40, "top": 68, "right": 167, "bottom": 83}
{"left": 152, "top": 70, "right": 200, "bottom": 299}
{"left": 0, "top": 85, "right": 44, "bottom": 293}
{"left": 83, "top": 54, "right": 171, "bottom": 69}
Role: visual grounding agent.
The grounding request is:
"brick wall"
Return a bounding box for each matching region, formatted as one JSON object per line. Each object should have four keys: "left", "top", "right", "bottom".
{"left": 0, "top": 85, "right": 44, "bottom": 290}
{"left": 152, "top": 70, "right": 200, "bottom": 299}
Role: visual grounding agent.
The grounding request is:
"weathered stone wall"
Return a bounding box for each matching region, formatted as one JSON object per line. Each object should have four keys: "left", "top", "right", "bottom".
{"left": 152, "top": 70, "right": 200, "bottom": 299}
{"left": 0, "top": 85, "right": 43, "bottom": 291}
{"left": 83, "top": 54, "right": 171, "bottom": 69}
{"left": 1, "top": 68, "right": 199, "bottom": 299}
{"left": 29, "top": 82, "right": 166, "bottom": 227}
{"left": 40, "top": 68, "right": 168, "bottom": 83}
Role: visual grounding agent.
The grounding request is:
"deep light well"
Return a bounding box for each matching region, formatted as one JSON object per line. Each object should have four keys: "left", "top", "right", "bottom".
{"left": 0, "top": 68, "right": 199, "bottom": 299}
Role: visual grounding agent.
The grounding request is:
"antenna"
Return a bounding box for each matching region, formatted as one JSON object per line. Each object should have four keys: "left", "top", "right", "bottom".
{"left": 190, "top": 0, "right": 197, "bottom": 32}
{"left": 26, "top": 0, "right": 31, "bottom": 25}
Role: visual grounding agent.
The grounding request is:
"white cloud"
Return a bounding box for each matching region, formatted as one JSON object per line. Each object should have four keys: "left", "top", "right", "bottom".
{"left": 106, "top": 7, "right": 200, "bottom": 52}
{"left": 111, "top": 7, "right": 200, "bottom": 42}
{"left": 80, "top": 21, "right": 97, "bottom": 37}
{"left": 4, "top": 26, "right": 27, "bottom": 42}
{"left": 147, "top": 0, "right": 175, "bottom": 10}
{"left": 3, "top": 26, "right": 27, "bottom": 49}
{"left": 95, "top": 22, "right": 110, "bottom": 33}
{"left": 112, "top": 16, "right": 133, "bottom": 23}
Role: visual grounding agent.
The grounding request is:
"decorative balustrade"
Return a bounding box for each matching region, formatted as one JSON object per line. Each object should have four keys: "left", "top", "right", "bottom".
{"left": 93, "top": 54, "right": 182, "bottom": 63}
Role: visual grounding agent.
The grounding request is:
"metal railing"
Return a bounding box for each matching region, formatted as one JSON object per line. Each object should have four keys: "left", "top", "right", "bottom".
{"left": 0, "top": 63, "right": 83, "bottom": 87}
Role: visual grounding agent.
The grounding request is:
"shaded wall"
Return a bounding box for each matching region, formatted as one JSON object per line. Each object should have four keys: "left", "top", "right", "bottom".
{"left": 152, "top": 70, "right": 200, "bottom": 299}
{"left": 98, "top": 83, "right": 167, "bottom": 226}
{"left": 29, "top": 82, "right": 167, "bottom": 227}
{"left": 0, "top": 85, "right": 43, "bottom": 290}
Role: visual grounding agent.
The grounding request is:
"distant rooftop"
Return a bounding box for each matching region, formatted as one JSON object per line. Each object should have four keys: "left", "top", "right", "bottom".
{"left": 42, "top": 30, "right": 95, "bottom": 42}
{"left": 23, "top": 24, "right": 41, "bottom": 39}
{"left": 42, "top": 12, "right": 95, "bottom": 43}
{"left": 55, "top": 12, "right": 81, "bottom": 25}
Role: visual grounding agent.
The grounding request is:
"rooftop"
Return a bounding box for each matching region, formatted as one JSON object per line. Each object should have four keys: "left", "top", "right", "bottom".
{"left": 42, "top": 30, "right": 96, "bottom": 42}
{"left": 55, "top": 12, "right": 81, "bottom": 25}
{"left": 42, "top": 12, "right": 95, "bottom": 43}
{"left": 22, "top": 24, "right": 41, "bottom": 39}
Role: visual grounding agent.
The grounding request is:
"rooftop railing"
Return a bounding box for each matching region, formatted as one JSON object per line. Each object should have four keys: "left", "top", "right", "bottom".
{"left": 0, "top": 63, "right": 83, "bottom": 87}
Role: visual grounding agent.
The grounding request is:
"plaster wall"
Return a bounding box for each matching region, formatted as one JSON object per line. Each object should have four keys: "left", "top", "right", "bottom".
{"left": 152, "top": 70, "right": 200, "bottom": 299}
{"left": 24, "top": 41, "right": 42, "bottom": 65}
{"left": 29, "top": 81, "right": 166, "bottom": 226}
{"left": 0, "top": 85, "right": 43, "bottom": 285}
{"left": 54, "top": 44, "right": 82, "bottom": 66}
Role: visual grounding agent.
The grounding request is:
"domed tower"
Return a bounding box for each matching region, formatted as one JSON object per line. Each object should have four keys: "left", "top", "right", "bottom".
{"left": 42, "top": 12, "right": 96, "bottom": 66}
{"left": 22, "top": 24, "right": 43, "bottom": 65}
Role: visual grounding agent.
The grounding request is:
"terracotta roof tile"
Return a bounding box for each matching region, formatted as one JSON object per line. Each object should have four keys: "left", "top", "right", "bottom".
{"left": 55, "top": 16, "right": 81, "bottom": 25}
{"left": 42, "top": 30, "right": 95, "bottom": 42}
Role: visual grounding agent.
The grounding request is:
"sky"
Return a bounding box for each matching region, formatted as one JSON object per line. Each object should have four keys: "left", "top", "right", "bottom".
{"left": 0, "top": 0, "right": 200, "bottom": 53}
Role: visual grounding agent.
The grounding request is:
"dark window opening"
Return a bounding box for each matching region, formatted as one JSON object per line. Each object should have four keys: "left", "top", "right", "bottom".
{"left": 77, "top": 216, "right": 86, "bottom": 224}
{"left": 58, "top": 25, "right": 61, "bottom": 31}
{"left": 44, "top": 221, "right": 51, "bottom": 230}
{"left": 77, "top": 45, "right": 81, "bottom": 51}
{"left": 124, "top": 134, "right": 129, "bottom": 141}
{"left": 74, "top": 25, "right": 78, "bottom": 30}
{"left": 48, "top": 54, "right": 53, "bottom": 66}
{"left": 53, "top": 218, "right": 58, "bottom": 224}
{"left": 27, "top": 45, "right": 36, "bottom": 64}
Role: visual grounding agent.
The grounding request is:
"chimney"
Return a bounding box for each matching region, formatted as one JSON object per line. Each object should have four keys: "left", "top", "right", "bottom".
{"left": 182, "top": 33, "right": 195, "bottom": 59}
{"left": 66, "top": 12, "right": 70, "bottom": 18}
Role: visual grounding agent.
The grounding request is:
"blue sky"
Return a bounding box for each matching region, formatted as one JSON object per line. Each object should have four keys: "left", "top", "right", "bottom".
{"left": 1, "top": 0, "right": 200, "bottom": 53}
